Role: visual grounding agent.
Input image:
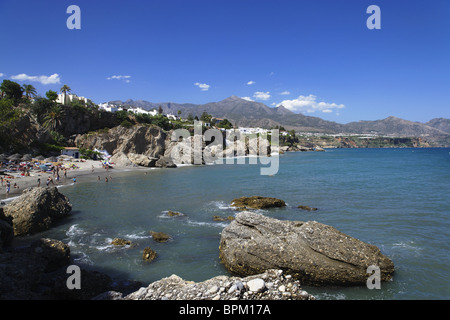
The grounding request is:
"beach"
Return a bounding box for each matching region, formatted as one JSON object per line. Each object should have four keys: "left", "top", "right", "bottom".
{"left": 0, "top": 159, "right": 142, "bottom": 201}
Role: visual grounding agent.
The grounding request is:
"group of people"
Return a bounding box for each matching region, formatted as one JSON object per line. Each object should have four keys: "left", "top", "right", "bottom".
{"left": 1, "top": 161, "right": 114, "bottom": 198}
{"left": 97, "top": 175, "right": 113, "bottom": 182}
{"left": 1, "top": 177, "right": 19, "bottom": 195}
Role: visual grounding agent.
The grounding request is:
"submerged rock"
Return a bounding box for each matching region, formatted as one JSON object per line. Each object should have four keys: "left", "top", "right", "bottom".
{"left": 219, "top": 211, "right": 395, "bottom": 286}
{"left": 231, "top": 196, "right": 286, "bottom": 210}
{"left": 166, "top": 210, "right": 185, "bottom": 217}
{"left": 213, "top": 215, "right": 235, "bottom": 222}
{"left": 142, "top": 247, "right": 157, "bottom": 262}
{"left": 297, "top": 205, "right": 318, "bottom": 211}
{"left": 150, "top": 231, "right": 171, "bottom": 242}
{"left": 111, "top": 238, "right": 133, "bottom": 246}
{"left": 3, "top": 187, "right": 72, "bottom": 236}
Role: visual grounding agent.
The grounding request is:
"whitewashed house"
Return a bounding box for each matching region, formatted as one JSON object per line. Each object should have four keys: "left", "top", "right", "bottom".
{"left": 57, "top": 93, "right": 88, "bottom": 105}
{"left": 61, "top": 147, "right": 80, "bottom": 159}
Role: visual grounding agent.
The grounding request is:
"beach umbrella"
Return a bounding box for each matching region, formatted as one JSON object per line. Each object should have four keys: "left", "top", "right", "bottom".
{"left": 21, "top": 154, "right": 33, "bottom": 161}
{"left": 8, "top": 153, "right": 22, "bottom": 161}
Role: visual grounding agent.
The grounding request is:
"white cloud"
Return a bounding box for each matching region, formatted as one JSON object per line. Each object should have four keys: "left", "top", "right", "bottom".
{"left": 194, "top": 82, "right": 210, "bottom": 91}
{"left": 247, "top": 81, "right": 255, "bottom": 85}
{"left": 253, "top": 91, "right": 271, "bottom": 101}
{"left": 107, "top": 75, "right": 131, "bottom": 80}
{"left": 0, "top": 73, "right": 4, "bottom": 77}
{"left": 277, "top": 94, "right": 345, "bottom": 114}
{"left": 10, "top": 73, "right": 61, "bottom": 85}
{"left": 241, "top": 96, "right": 254, "bottom": 101}
{"left": 280, "top": 91, "right": 290, "bottom": 95}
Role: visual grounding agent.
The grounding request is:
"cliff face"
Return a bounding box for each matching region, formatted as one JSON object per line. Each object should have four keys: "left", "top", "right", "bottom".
{"left": 56, "top": 106, "right": 118, "bottom": 137}
{"left": 75, "top": 125, "right": 167, "bottom": 158}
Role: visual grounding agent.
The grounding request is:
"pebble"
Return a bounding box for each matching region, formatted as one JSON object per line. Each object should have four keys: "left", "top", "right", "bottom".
{"left": 247, "top": 278, "right": 265, "bottom": 292}
{"left": 208, "top": 285, "right": 218, "bottom": 294}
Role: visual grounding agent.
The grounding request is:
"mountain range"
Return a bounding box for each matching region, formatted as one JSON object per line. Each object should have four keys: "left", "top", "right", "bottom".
{"left": 108, "top": 96, "right": 450, "bottom": 140}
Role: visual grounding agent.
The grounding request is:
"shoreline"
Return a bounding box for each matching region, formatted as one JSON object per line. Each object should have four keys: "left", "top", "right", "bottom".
{"left": 0, "top": 159, "right": 151, "bottom": 203}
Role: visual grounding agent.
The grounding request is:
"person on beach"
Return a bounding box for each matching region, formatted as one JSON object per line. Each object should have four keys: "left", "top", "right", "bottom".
{"left": 92, "top": 165, "right": 94, "bottom": 173}
{"left": 46, "top": 177, "right": 53, "bottom": 186}
{"left": 97, "top": 176, "right": 100, "bottom": 181}
{"left": 37, "top": 178, "right": 41, "bottom": 187}
{"left": 6, "top": 181, "right": 10, "bottom": 195}
{"left": 73, "top": 177, "right": 76, "bottom": 183}
{"left": 105, "top": 177, "right": 108, "bottom": 182}
{"left": 13, "top": 183, "right": 18, "bottom": 189}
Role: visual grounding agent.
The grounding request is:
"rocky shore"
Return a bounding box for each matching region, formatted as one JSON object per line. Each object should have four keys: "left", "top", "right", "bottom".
{"left": 96, "top": 269, "right": 315, "bottom": 300}
{"left": 0, "top": 186, "right": 395, "bottom": 300}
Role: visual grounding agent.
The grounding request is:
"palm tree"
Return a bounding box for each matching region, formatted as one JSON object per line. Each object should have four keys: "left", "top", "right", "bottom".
{"left": 60, "top": 85, "right": 71, "bottom": 105}
{"left": 43, "top": 105, "right": 62, "bottom": 131}
{"left": 22, "top": 84, "right": 37, "bottom": 99}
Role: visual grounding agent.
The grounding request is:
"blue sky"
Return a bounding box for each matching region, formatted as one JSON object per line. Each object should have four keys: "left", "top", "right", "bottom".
{"left": 0, "top": 0, "right": 449, "bottom": 123}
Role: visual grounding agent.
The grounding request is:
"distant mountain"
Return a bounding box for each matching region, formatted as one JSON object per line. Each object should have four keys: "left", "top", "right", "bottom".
{"left": 107, "top": 96, "right": 449, "bottom": 139}
{"left": 343, "top": 116, "right": 448, "bottom": 136}
{"left": 425, "top": 118, "right": 450, "bottom": 134}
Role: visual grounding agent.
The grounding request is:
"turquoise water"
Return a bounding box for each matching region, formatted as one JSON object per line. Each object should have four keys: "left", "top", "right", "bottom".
{"left": 17, "top": 148, "right": 450, "bottom": 299}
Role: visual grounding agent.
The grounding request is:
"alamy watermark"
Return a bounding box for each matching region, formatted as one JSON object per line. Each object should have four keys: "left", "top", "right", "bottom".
{"left": 66, "top": 4, "right": 381, "bottom": 30}
{"left": 66, "top": 265, "right": 81, "bottom": 290}
{"left": 366, "top": 265, "right": 381, "bottom": 289}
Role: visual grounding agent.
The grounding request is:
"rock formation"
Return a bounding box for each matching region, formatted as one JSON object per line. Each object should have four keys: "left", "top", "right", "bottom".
{"left": 231, "top": 196, "right": 286, "bottom": 210}
{"left": 219, "top": 211, "right": 395, "bottom": 286}
{"left": 3, "top": 187, "right": 72, "bottom": 236}
{"left": 95, "top": 269, "right": 314, "bottom": 300}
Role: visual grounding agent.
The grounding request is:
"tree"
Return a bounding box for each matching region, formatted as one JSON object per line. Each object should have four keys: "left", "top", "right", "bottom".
{"left": 200, "top": 111, "right": 212, "bottom": 123}
{"left": 217, "top": 118, "right": 233, "bottom": 129}
{"left": 22, "top": 84, "right": 37, "bottom": 99}
{"left": 289, "top": 129, "right": 296, "bottom": 138}
{"left": 0, "top": 80, "right": 23, "bottom": 102}
{"left": 158, "top": 105, "right": 163, "bottom": 114}
{"left": 187, "top": 113, "right": 194, "bottom": 121}
{"left": 43, "top": 105, "right": 62, "bottom": 131}
{"left": 60, "top": 85, "right": 71, "bottom": 105}
{"left": 46, "top": 90, "right": 58, "bottom": 102}
{"left": 177, "top": 110, "right": 182, "bottom": 118}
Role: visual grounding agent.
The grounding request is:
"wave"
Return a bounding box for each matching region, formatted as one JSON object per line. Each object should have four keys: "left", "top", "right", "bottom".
{"left": 209, "top": 200, "right": 235, "bottom": 210}
{"left": 187, "top": 220, "right": 229, "bottom": 228}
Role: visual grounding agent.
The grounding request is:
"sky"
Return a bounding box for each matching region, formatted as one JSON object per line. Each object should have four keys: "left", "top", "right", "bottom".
{"left": 0, "top": 0, "right": 449, "bottom": 124}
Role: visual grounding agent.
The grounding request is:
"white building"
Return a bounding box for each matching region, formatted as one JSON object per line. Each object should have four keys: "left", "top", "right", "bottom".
{"left": 57, "top": 93, "right": 88, "bottom": 105}
{"left": 61, "top": 147, "right": 80, "bottom": 159}
{"left": 98, "top": 103, "right": 119, "bottom": 112}
{"left": 238, "top": 127, "right": 270, "bottom": 135}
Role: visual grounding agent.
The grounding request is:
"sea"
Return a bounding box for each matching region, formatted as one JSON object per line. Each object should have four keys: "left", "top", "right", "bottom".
{"left": 11, "top": 148, "right": 450, "bottom": 300}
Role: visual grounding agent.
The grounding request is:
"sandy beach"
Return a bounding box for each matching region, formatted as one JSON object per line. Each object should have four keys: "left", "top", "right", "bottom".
{"left": 0, "top": 159, "right": 136, "bottom": 202}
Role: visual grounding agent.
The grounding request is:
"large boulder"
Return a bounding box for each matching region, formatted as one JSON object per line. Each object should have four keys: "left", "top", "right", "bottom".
{"left": 0, "top": 208, "right": 14, "bottom": 250}
{"left": 231, "top": 196, "right": 286, "bottom": 210}
{"left": 127, "top": 153, "right": 158, "bottom": 167}
{"left": 219, "top": 211, "right": 395, "bottom": 286}
{"left": 3, "top": 187, "right": 72, "bottom": 236}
